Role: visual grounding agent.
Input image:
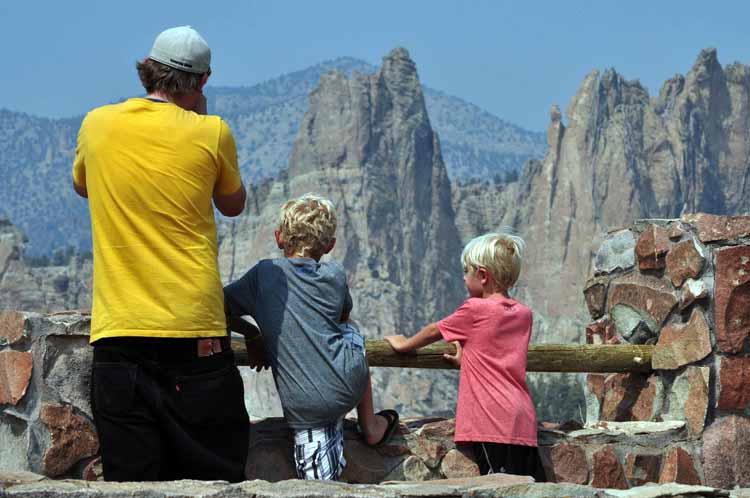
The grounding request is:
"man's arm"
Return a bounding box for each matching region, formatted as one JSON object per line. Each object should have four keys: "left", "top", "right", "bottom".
{"left": 72, "top": 123, "right": 88, "bottom": 199}
{"left": 73, "top": 181, "right": 88, "bottom": 199}
{"left": 385, "top": 322, "right": 442, "bottom": 353}
{"left": 213, "top": 118, "right": 245, "bottom": 217}
{"left": 214, "top": 185, "right": 246, "bottom": 217}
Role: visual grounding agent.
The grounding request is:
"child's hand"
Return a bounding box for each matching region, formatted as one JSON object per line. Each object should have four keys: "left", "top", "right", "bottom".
{"left": 385, "top": 335, "right": 410, "bottom": 353}
{"left": 246, "top": 341, "right": 271, "bottom": 372}
{"left": 443, "top": 341, "right": 462, "bottom": 367}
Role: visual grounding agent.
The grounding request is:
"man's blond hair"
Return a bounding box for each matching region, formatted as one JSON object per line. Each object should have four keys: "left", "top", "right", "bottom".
{"left": 461, "top": 231, "right": 525, "bottom": 291}
{"left": 279, "top": 193, "right": 337, "bottom": 258}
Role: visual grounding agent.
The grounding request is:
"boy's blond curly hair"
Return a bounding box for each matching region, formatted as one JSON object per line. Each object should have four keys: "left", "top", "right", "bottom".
{"left": 461, "top": 231, "right": 526, "bottom": 291}
{"left": 279, "top": 193, "right": 337, "bottom": 258}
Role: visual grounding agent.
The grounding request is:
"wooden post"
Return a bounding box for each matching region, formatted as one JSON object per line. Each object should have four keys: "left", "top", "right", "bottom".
{"left": 232, "top": 338, "right": 653, "bottom": 373}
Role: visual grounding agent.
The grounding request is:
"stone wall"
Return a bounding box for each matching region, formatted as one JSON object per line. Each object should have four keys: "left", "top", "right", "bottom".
{"left": 0, "top": 311, "right": 97, "bottom": 478}
{"left": 0, "top": 310, "right": 491, "bottom": 483}
{"left": 1, "top": 213, "right": 750, "bottom": 491}
{"left": 549, "top": 213, "right": 750, "bottom": 489}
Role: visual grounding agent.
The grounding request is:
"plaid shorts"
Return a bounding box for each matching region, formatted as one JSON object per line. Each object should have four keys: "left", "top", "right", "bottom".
{"left": 293, "top": 419, "right": 346, "bottom": 480}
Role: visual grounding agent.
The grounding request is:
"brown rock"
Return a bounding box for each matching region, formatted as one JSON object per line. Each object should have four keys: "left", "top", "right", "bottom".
{"left": 440, "top": 446, "right": 480, "bottom": 478}
{"left": 636, "top": 224, "right": 670, "bottom": 270}
{"left": 245, "top": 417, "right": 296, "bottom": 482}
{"left": 685, "top": 213, "right": 750, "bottom": 243}
{"left": 679, "top": 278, "right": 709, "bottom": 311}
{"left": 0, "top": 311, "right": 25, "bottom": 345}
{"left": 545, "top": 443, "right": 588, "bottom": 484}
{"left": 591, "top": 445, "right": 628, "bottom": 489}
{"left": 377, "top": 443, "right": 411, "bottom": 457}
{"left": 658, "top": 447, "right": 700, "bottom": 485}
{"left": 584, "top": 277, "right": 608, "bottom": 320}
{"left": 665, "top": 239, "right": 705, "bottom": 287}
{"left": 418, "top": 419, "right": 454, "bottom": 439}
{"left": 608, "top": 274, "right": 677, "bottom": 329}
{"left": 402, "top": 455, "right": 431, "bottom": 481}
{"left": 341, "top": 439, "right": 387, "bottom": 483}
{"left": 601, "top": 373, "right": 654, "bottom": 421}
{"left": 587, "top": 374, "right": 606, "bottom": 405}
{"left": 717, "top": 356, "right": 750, "bottom": 410}
{"left": 585, "top": 319, "right": 620, "bottom": 345}
{"left": 82, "top": 456, "right": 102, "bottom": 481}
{"left": 624, "top": 452, "right": 660, "bottom": 486}
{"left": 703, "top": 415, "right": 750, "bottom": 488}
{"left": 410, "top": 437, "right": 447, "bottom": 468}
{"left": 630, "top": 375, "right": 658, "bottom": 422}
{"left": 652, "top": 309, "right": 712, "bottom": 370}
{"left": 0, "top": 350, "right": 32, "bottom": 405}
{"left": 715, "top": 245, "right": 750, "bottom": 353}
{"left": 667, "top": 222, "right": 684, "bottom": 241}
{"left": 40, "top": 404, "right": 99, "bottom": 477}
{"left": 245, "top": 441, "right": 295, "bottom": 481}
{"left": 684, "top": 367, "right": 710, "bottom": 435}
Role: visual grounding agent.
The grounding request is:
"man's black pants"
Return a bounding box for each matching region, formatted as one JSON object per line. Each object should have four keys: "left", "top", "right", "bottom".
{"left": 91, "top": 337, "right": 249, "bottom": 482}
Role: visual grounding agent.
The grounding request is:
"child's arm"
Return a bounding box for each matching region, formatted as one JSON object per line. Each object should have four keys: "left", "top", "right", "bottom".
{"left": 223, "top": 264, "right": 269, "bottom": 371}
{"left": 385, "top": 323, "right": 442, "bottom": 353}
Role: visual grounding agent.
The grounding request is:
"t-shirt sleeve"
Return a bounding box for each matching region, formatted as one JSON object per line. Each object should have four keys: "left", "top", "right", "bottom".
{"left": 72, "top": 116, "right": 88, "bottom": 189}
{"left": 437, "top": 300, "right": 474, "bottom": 343}
{"left": 223, "top": 264, "right": 259, "bottom": 318}
{"left": 214, "top": 119, "right": 242, "bottom": 196}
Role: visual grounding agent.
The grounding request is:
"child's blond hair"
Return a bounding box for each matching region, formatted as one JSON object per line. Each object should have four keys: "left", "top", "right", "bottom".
{"left": 279, "top": 193, "right": 337, "bottom": 258}
{"left": 461, "top": 231, "right": 525, "bottom": 291}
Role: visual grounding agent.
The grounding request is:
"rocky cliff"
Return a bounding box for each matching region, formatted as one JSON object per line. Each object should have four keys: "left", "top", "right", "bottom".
{"left": 219, "top": 48, "right": 466, "bottom": 417}
{"left": 454, "top": 48, "right": 750, "bottom": 342}
{"left": 0, "top": 218, "right": 91, "bottom": 313}
{"left": 1, "top": 58, "right": 542, "bottom": 258}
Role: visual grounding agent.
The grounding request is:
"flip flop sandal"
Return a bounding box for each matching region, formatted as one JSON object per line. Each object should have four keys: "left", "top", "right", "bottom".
{"left": 370, "top": 409, "right": 399, "bottom": 447}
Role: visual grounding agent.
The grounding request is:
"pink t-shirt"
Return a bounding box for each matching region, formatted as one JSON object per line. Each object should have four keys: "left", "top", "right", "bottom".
{"left": 437, "top": 296, "right": 537, "bottom": 446}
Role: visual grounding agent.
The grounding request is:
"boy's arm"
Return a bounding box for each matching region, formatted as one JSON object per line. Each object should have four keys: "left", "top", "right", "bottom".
{"left": 385, "top": 322, "right": 442, "bottom": 353}
{"left": 226, "top": 314, "right": 269, "bottom": 372}
{"left": 223, "top": 265, "right": 269, "bottom": 370}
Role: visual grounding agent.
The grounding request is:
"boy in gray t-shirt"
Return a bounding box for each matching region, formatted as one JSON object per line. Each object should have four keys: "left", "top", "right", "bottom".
{"left": 224, "top": 193, "right": 399, "bottom": 480}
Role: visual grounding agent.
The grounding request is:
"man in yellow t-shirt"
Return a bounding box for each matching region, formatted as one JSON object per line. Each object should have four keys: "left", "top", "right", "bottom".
{"left": 72, "top": 26, "right": 249, "bottom": 482}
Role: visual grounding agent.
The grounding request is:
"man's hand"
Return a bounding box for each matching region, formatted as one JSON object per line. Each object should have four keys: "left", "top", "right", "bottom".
{"left": 385, "top": 335, "right": 411, "bottom": 353}
{"left": 443, "top": 341, "right": 462, "bottom": 368}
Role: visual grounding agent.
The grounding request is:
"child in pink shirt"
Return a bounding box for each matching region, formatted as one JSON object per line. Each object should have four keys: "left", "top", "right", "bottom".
{"left": 385, "top": 232, "right": 545, "bottom": 480}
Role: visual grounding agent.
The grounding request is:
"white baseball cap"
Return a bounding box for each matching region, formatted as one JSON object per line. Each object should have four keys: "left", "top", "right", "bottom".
{"left": 148, "top": 26, "right": 211, "bottom": 74}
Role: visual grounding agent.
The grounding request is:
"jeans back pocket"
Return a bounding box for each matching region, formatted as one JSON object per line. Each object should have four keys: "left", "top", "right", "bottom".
{"left": 173, "top": 365, "right": 246, "bottom": 426}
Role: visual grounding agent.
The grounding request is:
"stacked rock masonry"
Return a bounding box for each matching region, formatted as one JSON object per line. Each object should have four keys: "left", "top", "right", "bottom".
{"left": 552, "top": 213, "right": 750, "bottom": 490}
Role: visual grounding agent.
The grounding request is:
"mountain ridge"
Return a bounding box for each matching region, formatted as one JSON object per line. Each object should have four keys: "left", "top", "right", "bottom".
{"left": 0, "top": 55, "right": 545, "bottom": 257}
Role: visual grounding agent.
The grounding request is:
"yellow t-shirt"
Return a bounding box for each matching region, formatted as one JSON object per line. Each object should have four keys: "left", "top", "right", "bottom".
{"left": 72, "top": 98, "right": 242, "bottom": 343}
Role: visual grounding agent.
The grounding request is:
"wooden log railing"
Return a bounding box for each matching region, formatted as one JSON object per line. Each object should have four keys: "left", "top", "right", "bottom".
{"left": 231, "top": 338, "right": 654, "bottom": 374}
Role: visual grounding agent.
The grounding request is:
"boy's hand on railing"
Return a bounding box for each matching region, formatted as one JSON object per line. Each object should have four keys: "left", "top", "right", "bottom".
{"left": 384, "top": 335, "right": 410, "bottom": 353}
{"left": 443, "top": 341, "right": 462, "bottom": 367}
{"left": 245, "top": 342, "right": 271, "bottom": 372}
{"left": 227, "top": 314, "right": 271, "bottom": 372}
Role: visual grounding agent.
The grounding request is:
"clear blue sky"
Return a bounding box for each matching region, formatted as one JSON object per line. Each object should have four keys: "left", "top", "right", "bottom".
{"left": 1, "top": 0, "right": 747, "bottom": 131}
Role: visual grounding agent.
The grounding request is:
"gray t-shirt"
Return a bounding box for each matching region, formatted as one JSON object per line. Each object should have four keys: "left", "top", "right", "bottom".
{"left": 224, "top": 258, "right": 369, "bottom": 429}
